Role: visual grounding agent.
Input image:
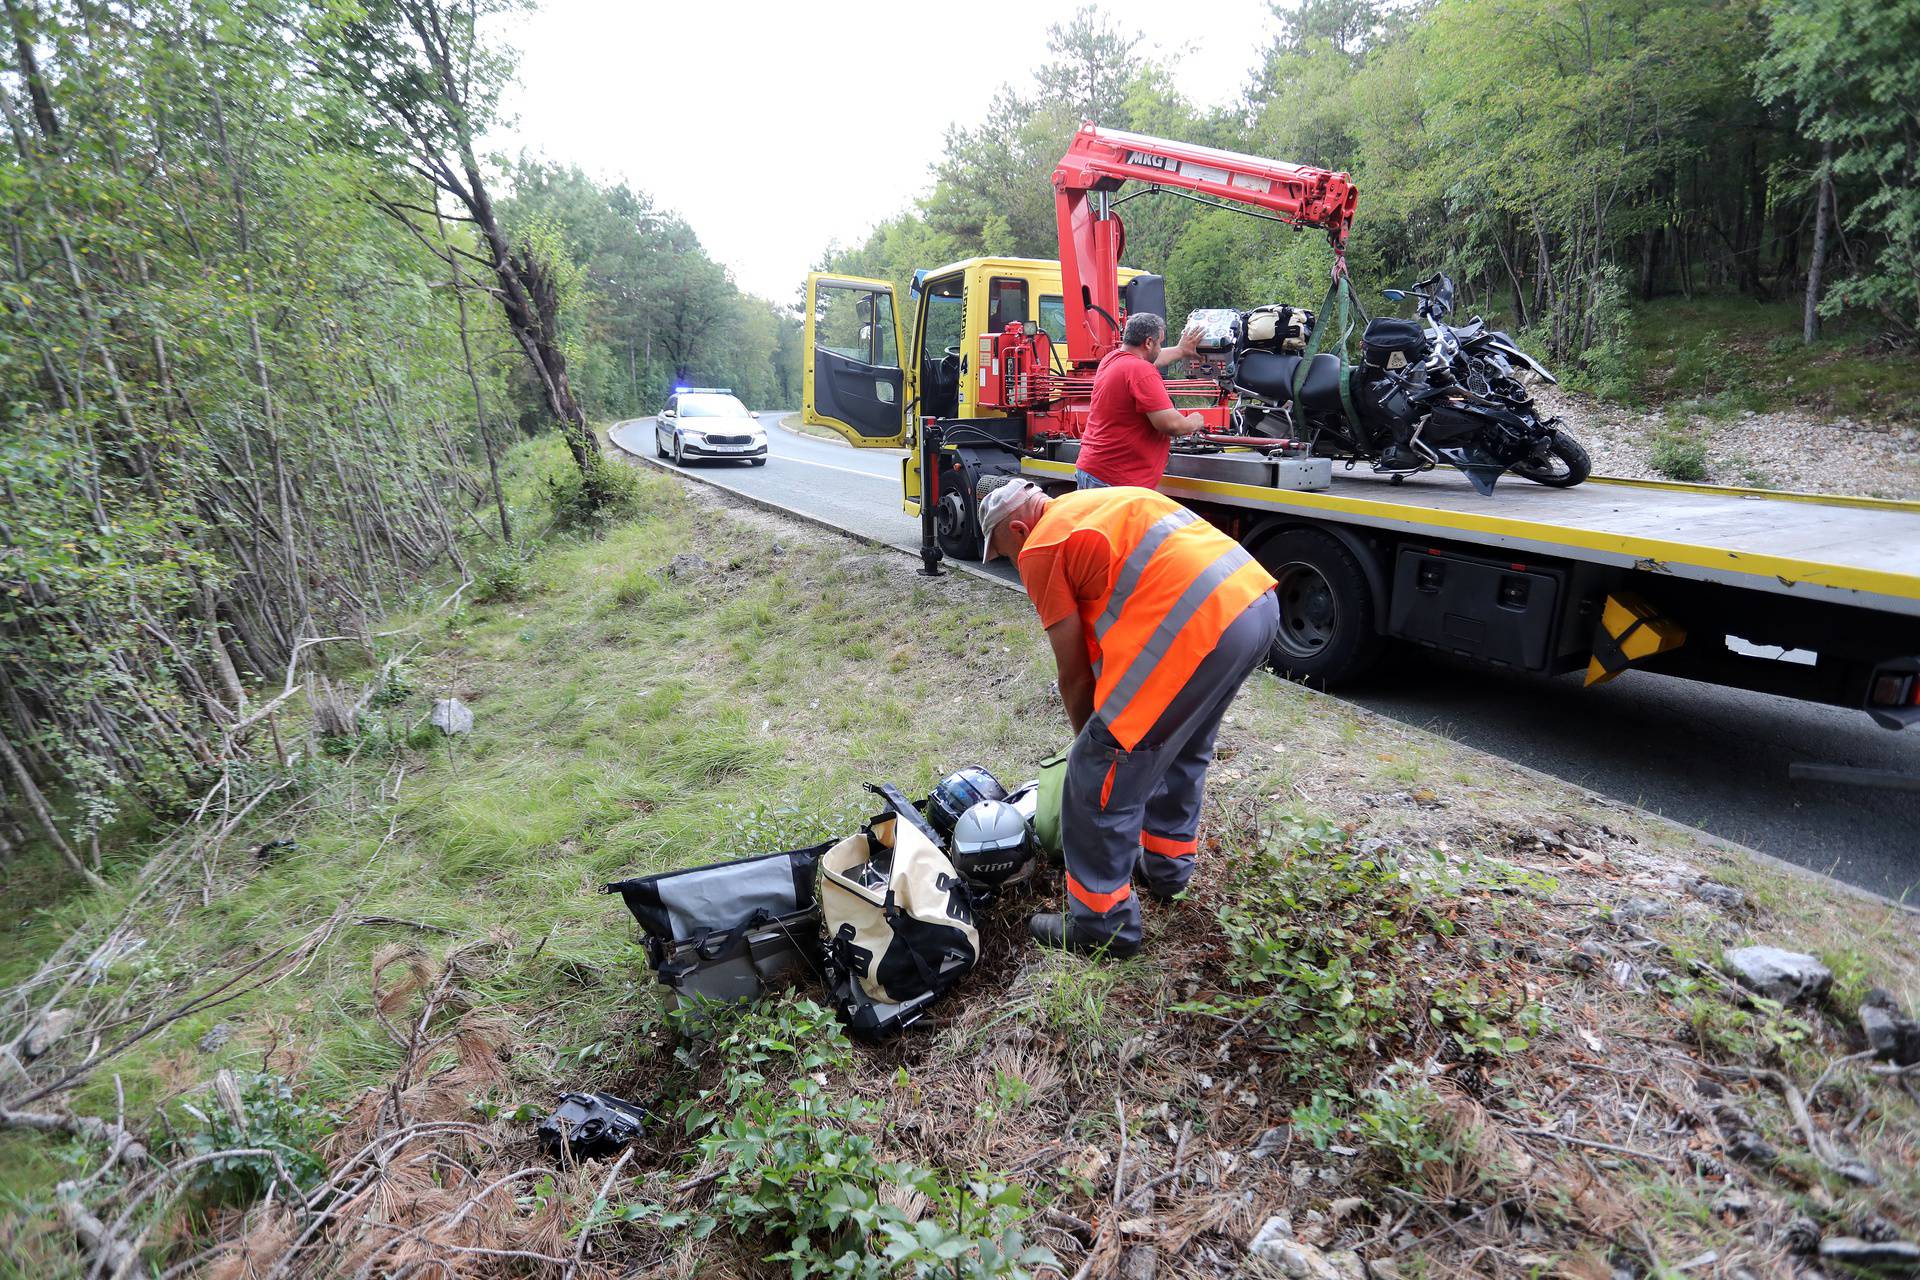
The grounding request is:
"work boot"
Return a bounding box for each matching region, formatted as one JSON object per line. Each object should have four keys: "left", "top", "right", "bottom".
{"left": 1028, "top": 912, "right": 1140, "bottom": 959}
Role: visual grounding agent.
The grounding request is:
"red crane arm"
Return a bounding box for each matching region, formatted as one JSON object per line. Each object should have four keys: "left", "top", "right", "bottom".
{"left": 1050, "top": 122, "right": 1359, "bottom": 364}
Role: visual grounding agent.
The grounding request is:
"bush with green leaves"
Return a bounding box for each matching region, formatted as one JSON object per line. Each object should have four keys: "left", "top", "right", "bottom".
{"left": 1428, "top": 976, "right": 1549, "bottom": 1059}
{"left": 175, "top": 1072, "right": 333, "bottom": 1206}
{"left": 474, "top": 544, "right": 536, "bottom": 604}
{"left": 1180, "top": 817, "right": 1446, "bottom": 1085}
{"left": 637, "top": 997, "right": 1054, "bottom": 1279}
{"left": 1293, "top": 1062, "right": 1466, "bottom": 1182}
{"left": 545, "top": 458, "right": 642, "bottom": 531}
{"left": 1649, "top": 422, "right": 1709, "bottom": 481}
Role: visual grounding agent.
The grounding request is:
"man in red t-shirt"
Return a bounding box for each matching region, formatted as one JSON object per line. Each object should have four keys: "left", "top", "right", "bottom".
{"left": 1073, "top": 313, "right": 1205, "bottom": 490}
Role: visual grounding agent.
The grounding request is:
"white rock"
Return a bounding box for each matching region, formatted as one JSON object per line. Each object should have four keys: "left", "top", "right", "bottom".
{"left": 23, "top": 1008, "right": 76, "bottom": 1059}
{"left": 1248, "top": 1215, "right": 1295, "bottom": 1259}
{"left": 1724, "top": 946, "right": 1832, "bottom": 1003}
{"left": 430, "top": 697, "right": 474, "bottom": 735}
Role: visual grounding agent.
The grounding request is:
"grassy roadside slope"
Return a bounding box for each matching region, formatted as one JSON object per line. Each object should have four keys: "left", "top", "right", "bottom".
{"left": 2, "top": 435, "right": 1917, "bottom": 1278}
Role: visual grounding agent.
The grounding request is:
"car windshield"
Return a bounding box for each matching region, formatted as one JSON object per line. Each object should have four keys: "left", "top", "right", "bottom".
{"left": 680, "top": 395, "right": 749, "bottom": 418}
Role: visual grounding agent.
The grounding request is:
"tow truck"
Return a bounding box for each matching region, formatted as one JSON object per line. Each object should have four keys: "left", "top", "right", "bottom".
{"left": 803, "top": 123, "right": 1920, "bottom": 728}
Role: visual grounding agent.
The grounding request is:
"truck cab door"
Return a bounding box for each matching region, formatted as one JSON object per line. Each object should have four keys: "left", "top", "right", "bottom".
{"left": 804, "top": 274, "right": 907, "bottom": 448}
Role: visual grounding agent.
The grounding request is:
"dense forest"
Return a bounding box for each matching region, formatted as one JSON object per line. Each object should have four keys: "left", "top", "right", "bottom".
{"left": 824, "top": 0, "right": 1919, "bottom": 393}
{"left": 0, "top": 0, "right": 794, "bottom": 862}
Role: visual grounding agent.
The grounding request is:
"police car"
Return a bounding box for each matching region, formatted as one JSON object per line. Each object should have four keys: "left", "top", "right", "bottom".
{"left": 654, "top": 388, "right": 768, "bottom": 466}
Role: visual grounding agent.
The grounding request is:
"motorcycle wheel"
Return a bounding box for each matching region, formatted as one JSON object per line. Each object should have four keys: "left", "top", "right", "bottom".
{"left": 1510, "top": 428, "right": 1591, "bottom": 488}
{"left": 1255, "top": 529, "right": 1385, "bottom": 687}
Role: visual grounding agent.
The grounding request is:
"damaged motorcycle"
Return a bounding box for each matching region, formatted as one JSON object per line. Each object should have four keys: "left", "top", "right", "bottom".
{"left": 1229, "top": 274, "right": 1591, "bottom": 495}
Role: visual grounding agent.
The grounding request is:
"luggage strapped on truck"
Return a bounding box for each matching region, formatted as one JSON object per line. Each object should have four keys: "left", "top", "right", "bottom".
{"left": 1292, "top": 268, "right": 1369, "bottom": 438}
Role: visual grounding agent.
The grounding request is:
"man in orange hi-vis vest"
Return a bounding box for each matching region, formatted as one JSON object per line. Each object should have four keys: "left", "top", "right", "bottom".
{"left": 978, "top": 477, "right": 1279, "bottom": 957}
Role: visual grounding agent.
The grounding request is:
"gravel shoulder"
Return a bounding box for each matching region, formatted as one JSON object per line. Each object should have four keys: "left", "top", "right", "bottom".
{"left": 1540, "top": 385, "right": 1920, "bottom": 500}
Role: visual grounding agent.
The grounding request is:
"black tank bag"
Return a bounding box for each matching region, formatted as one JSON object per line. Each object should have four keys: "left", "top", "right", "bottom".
{"left": 605, "top": 844, "right": 826, "bottom": 1013}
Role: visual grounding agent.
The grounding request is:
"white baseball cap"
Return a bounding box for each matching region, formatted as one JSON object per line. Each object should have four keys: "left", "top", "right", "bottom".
{"left": 976, "top": 478, "right": 1046, "bottom": 560}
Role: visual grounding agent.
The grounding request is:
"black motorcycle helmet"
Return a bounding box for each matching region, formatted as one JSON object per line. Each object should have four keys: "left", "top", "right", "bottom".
{"left": 926, "top": 766, "right": 1008, "bottom": 836}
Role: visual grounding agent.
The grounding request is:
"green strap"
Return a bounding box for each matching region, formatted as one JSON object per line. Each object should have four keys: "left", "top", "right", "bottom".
{"left": 1291, "top": 272, "right": 1364, "bottom": 435}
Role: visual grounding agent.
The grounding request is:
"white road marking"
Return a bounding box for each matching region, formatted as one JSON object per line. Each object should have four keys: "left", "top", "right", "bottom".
{"left": 772, "top": 453, "right": 895, "bottom": 482}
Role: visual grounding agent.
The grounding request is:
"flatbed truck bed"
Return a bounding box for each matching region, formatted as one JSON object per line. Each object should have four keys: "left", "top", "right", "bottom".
{"left": 1001, "top": 443, "right": 1920, "bottom": 728}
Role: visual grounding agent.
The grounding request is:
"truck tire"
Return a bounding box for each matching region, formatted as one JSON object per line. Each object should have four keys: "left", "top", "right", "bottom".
{"left": 935, "top": 464, "right": 983, "bottom": 561}
{"left": 1255, "top": 528, "right": 1385, "bottom": 686}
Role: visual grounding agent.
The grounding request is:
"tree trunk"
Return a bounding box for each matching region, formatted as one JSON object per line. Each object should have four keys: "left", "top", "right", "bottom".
{"left": 439, "top": 209, "right": 510, "bottom": 541}
{"left": 0, "top": 729, "right": 105, "bottom": 891}
{"left": 1804, "top": 140, "right": 1833, "bottom": 345}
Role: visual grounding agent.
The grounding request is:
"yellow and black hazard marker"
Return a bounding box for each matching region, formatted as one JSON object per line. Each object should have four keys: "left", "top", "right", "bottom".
{"left": 1586, "top": 593, "right": 1686, "bottom": 686}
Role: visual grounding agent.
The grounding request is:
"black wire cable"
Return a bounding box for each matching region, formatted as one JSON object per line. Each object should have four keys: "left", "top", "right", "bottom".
{"left": 1109, "top": 183, "right": 1310, "bottom": 226}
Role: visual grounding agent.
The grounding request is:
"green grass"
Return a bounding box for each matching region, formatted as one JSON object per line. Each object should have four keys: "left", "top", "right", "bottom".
{"left": 1616, "top": 296, "right": 1920, "bottom": 419}
{"left": 1648, "top": 415, "right": 1710, "bottom": 481}
{"left": 0, "top": 432, "right": 1067, "bottom": 1201}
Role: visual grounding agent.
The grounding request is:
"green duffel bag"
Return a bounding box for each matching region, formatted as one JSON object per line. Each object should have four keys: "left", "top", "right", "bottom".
{"left": 1031, "top": 750, "right": 1068, "bottom": 863}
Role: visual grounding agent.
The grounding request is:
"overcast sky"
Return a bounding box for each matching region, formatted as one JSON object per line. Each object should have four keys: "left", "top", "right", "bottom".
{"left": 492, "top": 0, "right": 1277, "bottom": 305}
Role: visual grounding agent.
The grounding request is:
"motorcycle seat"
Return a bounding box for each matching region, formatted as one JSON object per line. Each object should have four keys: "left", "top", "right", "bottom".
{"left": 1234, "top": 351, "right": 1346, "bottom": 415}
{"left": 1297, "top": 353, "right": 1347, "bottom": 414}
{"left": 1234, "top": 350, "right": 1299, "bottom": 402}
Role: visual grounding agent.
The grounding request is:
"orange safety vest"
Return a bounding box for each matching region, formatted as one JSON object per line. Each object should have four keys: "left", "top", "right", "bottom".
{"left": 1019, "top": 487, "right": 1276, "bottom": 749}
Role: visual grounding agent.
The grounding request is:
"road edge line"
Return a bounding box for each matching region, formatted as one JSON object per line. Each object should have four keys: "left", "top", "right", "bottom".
{"left": 606, "top": 420, "right": 1015, "bottom": 595}
{"left": 604, "top": 420, "right": 1917, "bottom": 917}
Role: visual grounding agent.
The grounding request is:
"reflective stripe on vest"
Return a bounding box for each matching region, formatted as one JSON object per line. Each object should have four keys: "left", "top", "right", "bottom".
{"left": 1094, "top": 509, "right": 1198, "bottom": 643}
{"left": 1093, "top": 543, "right": 1255, "bottom": 738}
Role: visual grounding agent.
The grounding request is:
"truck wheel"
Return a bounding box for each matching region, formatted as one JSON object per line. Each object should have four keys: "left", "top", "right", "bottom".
{"left": 935, "top": 465, "right": 982, "bottom": 560}
{"left": 1256, "top": 529, "right": 1384, "bottom": 686}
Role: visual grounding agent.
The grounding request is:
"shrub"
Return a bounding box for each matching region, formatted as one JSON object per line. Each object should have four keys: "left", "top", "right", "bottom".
{"left": 473, "top": 544, "right": 535, "bottom": 604}
{"left": 175, "top": 1071, "right": 332, "bottom": 1206}
{"left": 641, "top": 998, "right": 1054, "bottom": 1279}
{"left": 1649, "top": 420, "right": 1708, "bottom": 481}
{"left": 1180, "top": 817, "right": 1447, "bottom": 1085}
{"left": 1294, "top": 1063, "right": 1467, "bottom": 1183}
{"left": 545, "top": 458, "right": 640, "bottom": 531}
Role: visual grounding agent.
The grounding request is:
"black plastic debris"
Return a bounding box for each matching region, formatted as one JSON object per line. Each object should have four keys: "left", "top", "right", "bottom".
{"left": 535, "top": 1091, "right": 648, "bottom": 1159}
{"left": 252, "top": 838, "right": 297, "bottom": 862}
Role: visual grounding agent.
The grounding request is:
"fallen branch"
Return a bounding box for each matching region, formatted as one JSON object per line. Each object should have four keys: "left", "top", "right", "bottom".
{"left": 1499, "top": 1123, "right": 1678, "bottom": 1167}
{"left": 0, "top": 1106, "right": 149, "bottom": 1167}
{"left": 1707, "top": 1063, "right": 1880, "bottom": 1185}
{"left": 223, "top": 635, "right": 362, "bottom": 743}
{"left": 57, "top": 1183, "right": 140, "bottom": 1279}
{"left": 564, "top": 1148, "right": 634, "bottom": 1279}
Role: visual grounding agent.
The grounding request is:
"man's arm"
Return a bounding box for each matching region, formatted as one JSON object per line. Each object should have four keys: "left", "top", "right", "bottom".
{"left": 1147, "top": 406, "right": 1207, "bottom": 438}
{"left": 1045, "top": 613, "right": 1097, "bottom": 734}
{"left": 1154, "top": 322, "right": 1204, "bottom": 369}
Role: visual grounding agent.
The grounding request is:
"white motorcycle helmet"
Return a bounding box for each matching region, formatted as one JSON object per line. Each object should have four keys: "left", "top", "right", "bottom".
{"left": 948, "top": 799, "right": 1032, "bottom": 886}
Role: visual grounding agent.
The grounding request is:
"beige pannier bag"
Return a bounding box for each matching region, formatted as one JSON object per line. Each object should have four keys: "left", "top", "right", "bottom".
{"left": 820, "top": 809, "right": 979, "bottom": 1012}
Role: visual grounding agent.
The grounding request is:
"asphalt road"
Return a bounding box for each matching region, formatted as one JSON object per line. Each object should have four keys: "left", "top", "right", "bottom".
{"left": 610, "top": 413, "right": 1920, "bottom": 902}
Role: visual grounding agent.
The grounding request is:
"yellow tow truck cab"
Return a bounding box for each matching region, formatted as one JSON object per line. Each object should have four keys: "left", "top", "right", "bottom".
{"left": 803, "top": 257, "right": 1144, "bottom": 512}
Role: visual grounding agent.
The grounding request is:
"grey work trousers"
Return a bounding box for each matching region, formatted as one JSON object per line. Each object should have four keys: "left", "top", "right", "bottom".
{"left": 1061, "top": 591, "right": 1280, "bottom": 948}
